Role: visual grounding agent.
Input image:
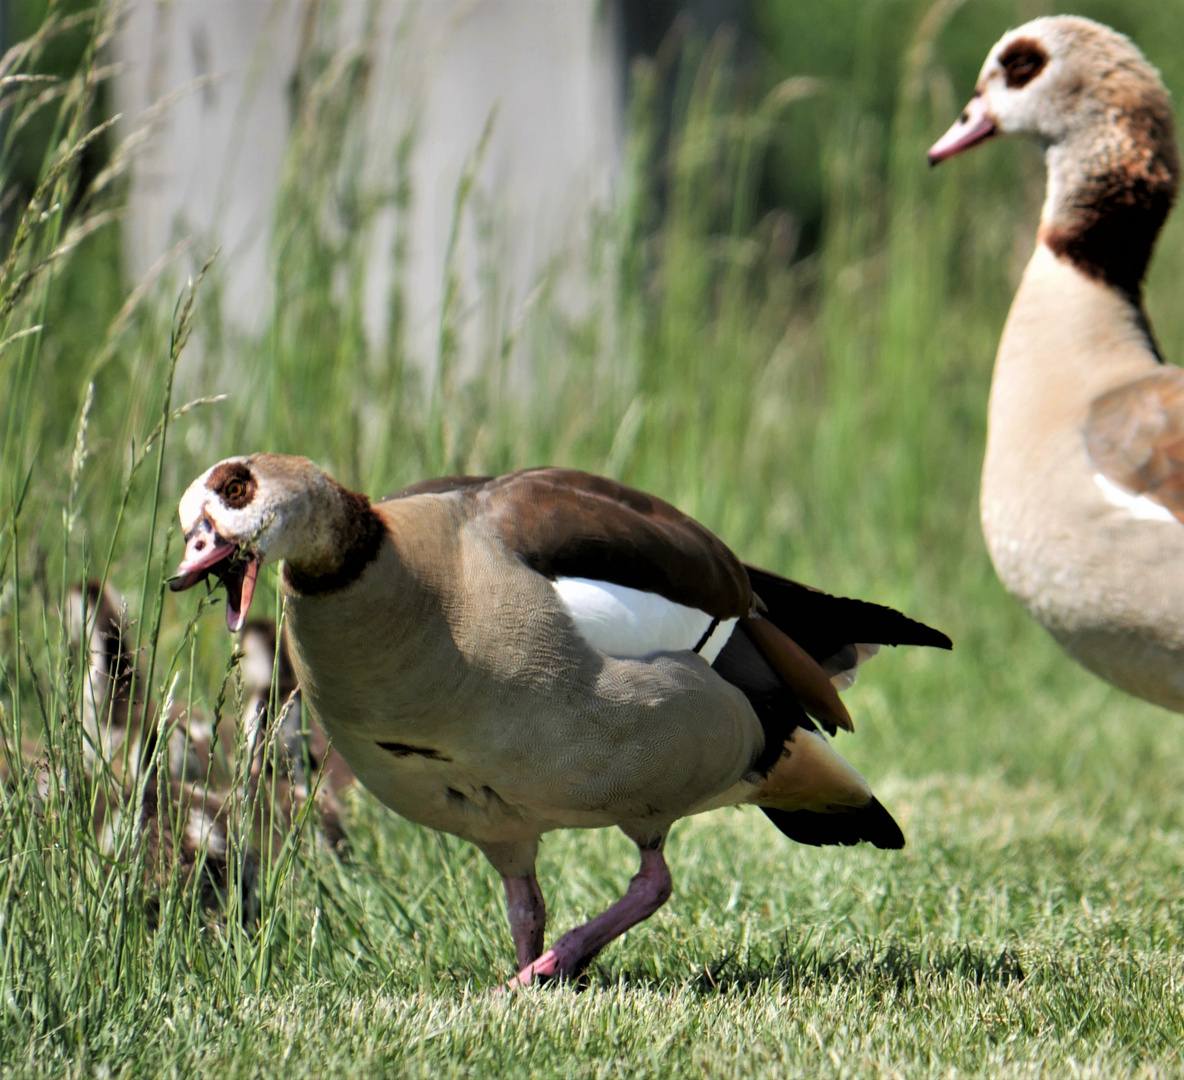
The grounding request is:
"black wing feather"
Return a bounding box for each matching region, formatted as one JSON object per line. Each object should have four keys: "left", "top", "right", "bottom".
{"left": 763, "top": 799, "right": 905, "bottom": 850}
{"left": 744, "top": 565, "right": 952, "bottom": 660}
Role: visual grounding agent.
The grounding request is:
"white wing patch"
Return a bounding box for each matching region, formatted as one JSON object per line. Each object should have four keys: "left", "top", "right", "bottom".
{"left": 698, "top": 617, "right": 738, "bottom": 665}
{"left": 1093, "top": 472, "right": 1176, "bottom": 523}
{"left": 553, "top": 577, "right": 737, "bottom": 662}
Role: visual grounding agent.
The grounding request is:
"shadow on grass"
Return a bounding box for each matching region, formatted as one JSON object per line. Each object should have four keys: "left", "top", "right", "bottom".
{"left": 599, "top": 940, "right": 1026, "bottom": 995}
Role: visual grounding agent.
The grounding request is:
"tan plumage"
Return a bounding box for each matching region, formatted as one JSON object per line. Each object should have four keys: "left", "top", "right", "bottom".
{"left": 930, "top": 17, "right": 1184, "bottom": 711}
{"left": 172, "top": 455, "right": 950, "bottom": 985}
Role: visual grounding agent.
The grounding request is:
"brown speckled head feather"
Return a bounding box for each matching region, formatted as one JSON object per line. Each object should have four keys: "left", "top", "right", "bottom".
{"left": 1034, "top": 21, "right": 1179, "bottom": 300}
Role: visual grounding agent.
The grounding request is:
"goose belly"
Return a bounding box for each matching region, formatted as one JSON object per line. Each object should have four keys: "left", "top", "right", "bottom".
{"left": 301, "top": 650, "right": 760, "bottom": 845}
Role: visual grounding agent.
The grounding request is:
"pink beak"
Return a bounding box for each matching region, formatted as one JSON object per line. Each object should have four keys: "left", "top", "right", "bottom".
{"left": 171, "top": 518, "right": 235, "bottom": 590}
{"left": 927, "top": 93, "right": 997, "bottom": 165}
{"left": 169, "top": 517, "right": 260, "bottom": 633}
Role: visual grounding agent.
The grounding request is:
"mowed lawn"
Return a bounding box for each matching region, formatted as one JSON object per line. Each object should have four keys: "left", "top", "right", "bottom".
{"left": 5, "top": 1, "right": 1184, "bottom": 1077}
{"left": 11, "top": 639, "right": 1182, "bottom": 1079}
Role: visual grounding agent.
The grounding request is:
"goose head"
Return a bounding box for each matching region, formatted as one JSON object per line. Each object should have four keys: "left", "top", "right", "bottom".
{"left": 928, "top": 17, "right": 1174, "bottom": 158}
{"left": 929, "top": 16, "right": 1179, "bottom": 296}
{"left": 171, "top": 454, "right": 367, "bottom": 631}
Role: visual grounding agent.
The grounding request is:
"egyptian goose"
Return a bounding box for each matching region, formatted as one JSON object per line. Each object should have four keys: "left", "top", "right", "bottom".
{"left": 239, "top": 619, "right": 354, "bottom": 854}
{"left": 929, "top": 17, "right": 1184, "bottom": 710}
{"left": 65, "top": 580, "right": 149, "bottom": 781}
{"left": 171, "top": 454, "right": 950, "bottom": 985}
{"left": 62, "top": 582, "right": 259, "bottom": 916}
{"left": 65, "top": 580, "right": 225, "bottom": 786}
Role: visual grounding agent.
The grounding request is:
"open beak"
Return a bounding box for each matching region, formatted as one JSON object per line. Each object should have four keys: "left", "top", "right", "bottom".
{"left": 927, "top": 93, "right": 996, "bottom": 165}
{"left": 170, "top": 517, "right": 260, "bottom": 632}
{"left": 171, "top": 518, "right": 235, "bottom": 589}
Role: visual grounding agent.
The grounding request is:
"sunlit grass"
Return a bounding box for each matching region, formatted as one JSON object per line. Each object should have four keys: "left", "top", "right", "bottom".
{"left": 4, "top": 1, "right": 1184, "bottom": 1076}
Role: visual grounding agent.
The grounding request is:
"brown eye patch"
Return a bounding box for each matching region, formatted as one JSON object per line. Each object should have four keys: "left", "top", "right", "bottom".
{"left": 209, "top": 461, "right": 257, "bottom": 509}
{"left": 999, "top": 37, "right": 1048, "bottom": 89}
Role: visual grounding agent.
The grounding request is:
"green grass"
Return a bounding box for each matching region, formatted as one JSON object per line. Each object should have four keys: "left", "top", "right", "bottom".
{"left": 4, "top": 1, "right": 1184, "bottom": 1076}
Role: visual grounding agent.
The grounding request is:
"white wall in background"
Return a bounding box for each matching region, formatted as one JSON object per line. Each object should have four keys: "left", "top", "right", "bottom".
{"left": 113, "top": 0, "right": 622, "bottom": 365}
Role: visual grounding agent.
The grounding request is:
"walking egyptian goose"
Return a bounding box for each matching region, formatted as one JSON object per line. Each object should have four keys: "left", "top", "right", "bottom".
{"left": 929, "top": 17, "right": 1184, "bottom": 710}
{"left": 171, "top": 455, "right": 950, "bottom": 985}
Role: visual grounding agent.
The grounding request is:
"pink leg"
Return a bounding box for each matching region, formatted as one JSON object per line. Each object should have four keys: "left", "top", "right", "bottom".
{"left": 505, "top": 846, "right": 672, "bottom": 989}
{"left": 502, "top": 874, "right": 547, "bottom": 969}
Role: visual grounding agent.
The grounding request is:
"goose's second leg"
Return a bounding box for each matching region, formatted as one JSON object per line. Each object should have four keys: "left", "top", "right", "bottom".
{"left": 505, "top": 841, "right": 673, "bottom": 989}
{"left": 502, "top": 874, "right": 546, "bottom": 969}
{"left": 479, "top": 839, "right": 546, "bottom": 974}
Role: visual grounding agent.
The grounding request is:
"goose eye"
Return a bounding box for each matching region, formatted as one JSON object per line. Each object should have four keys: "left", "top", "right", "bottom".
{"left": 998, "top": 38, "right": 1048, "bottom": 89}
{"left": 208, "top": 460, "right": 256, "bottom": 509}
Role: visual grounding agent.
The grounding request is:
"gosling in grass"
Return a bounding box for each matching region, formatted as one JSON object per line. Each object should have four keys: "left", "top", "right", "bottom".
{"left": 171, "top": 454, "right": 950, "bottom": 986}
{"left": 65, "top": 579, "right": 226, "bottom": 786}
{"left": 63, "top": 580, "right": 258, "bottom": 917}
{"left": 239, "top": 619, "right": 354, "bottom": 855}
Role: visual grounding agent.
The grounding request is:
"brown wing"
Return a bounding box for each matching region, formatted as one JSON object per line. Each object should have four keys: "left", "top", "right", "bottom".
{"left": 1086, "top": 370, "right": 1184, "bottom": 522}
{"left": 472, "top": 467, "right": 753, "bottom": 619}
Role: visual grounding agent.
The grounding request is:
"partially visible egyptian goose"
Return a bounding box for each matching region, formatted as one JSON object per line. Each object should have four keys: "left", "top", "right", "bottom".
{"left": 63, "top": 582, "right": 258, "bottom": 917}
{"left": 929, "top": 17, "right": 1184, "bottom": 710}
{"left": 65, "top": 580, "right": 225, "bottom": 786}
{"left": 171, "top": 454, "right": 950, "bottom": 986}
{"left": 60, "top": 583, "right": 347, "bottom": 912}
{"left": 239, "top": 619, "right": 354, "bottom": 854}
{"left": 134, "top": 770, "right": 262, "bottom": 926}
{"left": 64, "top": 580, "right": 148, "bottom": 780}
